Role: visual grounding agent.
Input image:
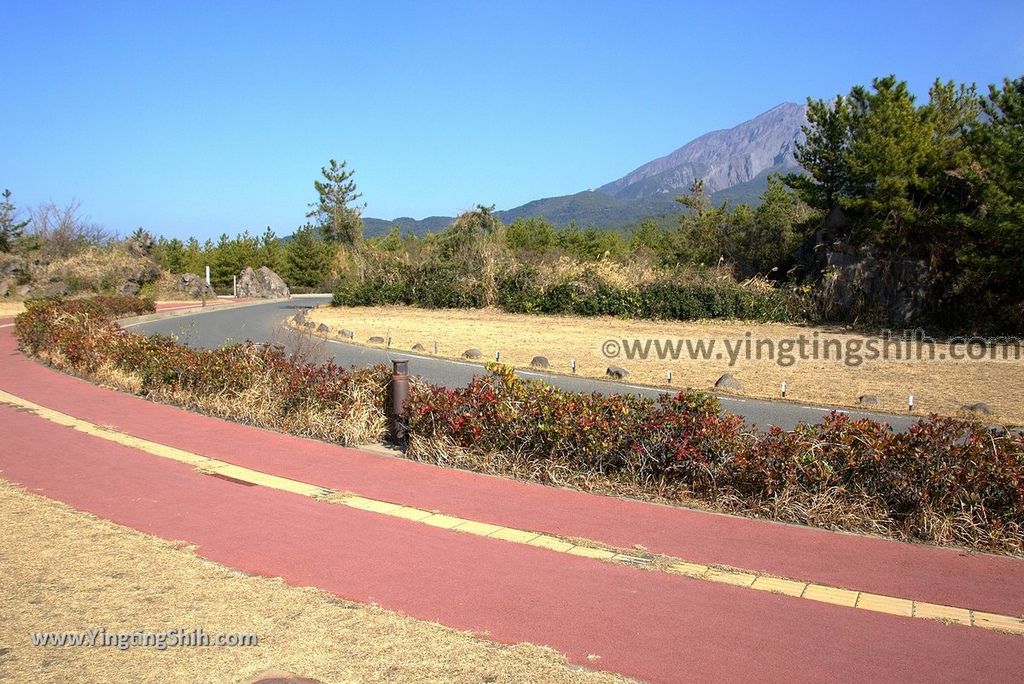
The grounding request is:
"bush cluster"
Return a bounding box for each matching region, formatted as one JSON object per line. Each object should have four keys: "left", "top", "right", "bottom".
{"left": 15, "top": 297, "right": 390, "bottom": 445}
{"left": 408, "top": 365, "right": 1024, "bottom": 554}
{"left": 16, "top": 297, "right": 1024, "bottom": 554}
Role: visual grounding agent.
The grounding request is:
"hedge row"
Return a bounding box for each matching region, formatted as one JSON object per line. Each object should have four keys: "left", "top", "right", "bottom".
{"left": 15, "top": 296, "right": 390, "bottom": 445}
{"left": 408, "top": 366, "right": 1024, "bottom": 553}
{"left": 332, "top": 264, "right": 801, "bottom": 323}
{"left": 15, "top": 297, "right": 1024, "bottom": 555}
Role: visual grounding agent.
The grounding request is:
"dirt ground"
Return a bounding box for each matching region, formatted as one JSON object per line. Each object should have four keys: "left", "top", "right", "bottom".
{"left": 307, "top": 305, "right": 1024, "bottom": 426}
{"left": 0, "top": 480, "right": 624, "bottom": 684}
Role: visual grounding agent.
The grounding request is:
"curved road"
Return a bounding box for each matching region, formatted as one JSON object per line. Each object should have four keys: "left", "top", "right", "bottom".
{"left": 128, "top": 296, "right": 918, "bottom": 432}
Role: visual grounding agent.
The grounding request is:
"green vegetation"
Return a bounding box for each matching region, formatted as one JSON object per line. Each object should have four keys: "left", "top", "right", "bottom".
{"left": 18, "top": 296, "right": 1024, "bottom": 555}
{"left": 0, "top": 189, "right": 30, "bottom": 252}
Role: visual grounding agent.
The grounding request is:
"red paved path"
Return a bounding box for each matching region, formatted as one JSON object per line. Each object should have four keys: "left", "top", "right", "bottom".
{"left": 1, "top": 323, "right": 1023, "bottom": 682}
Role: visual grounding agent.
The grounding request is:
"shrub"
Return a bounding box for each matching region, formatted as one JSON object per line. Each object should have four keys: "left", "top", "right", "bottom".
{"left": 406, "top": 364, "right": 1024, "bottom": 554}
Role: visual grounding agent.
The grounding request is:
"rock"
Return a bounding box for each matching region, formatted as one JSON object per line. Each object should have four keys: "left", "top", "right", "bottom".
{"left": 962, "top": 402, "right": 993, "bottom": 416}
{"left": 26, "top": 282, "right": 68, "bottom": 300}
{"left": 411, "top": 343, "right": 426, "bottom": 352}
{"left": 118, "top": 280, "right": 141, "bottom": 296}
{"left": 0, "top": 280, "right": 10, "bottom": 298}
{"left": 530, "top": 356, "right": 550, "bottom": 369}
{"left": 125, "top": 231, "right": 155, "bottom": 257}
{"left": 463, "top": 348, "right": 482, "bottom": 359}
{"left": 606, "top": 365, "right": 630, "bottom": 380}
{"left": 339, "top": 328, "right": 354, "bottom": 339}
{"left": 858, "top": 394, "right": 880, "bottom": 406}
{"left": 715, "top": 373, "right": 743, "bottom": 391}
{"left": 303, "top": 321, "right": 315, "bottom": 329}
{"left": 292, "top": 312, "right": 305, "bottom": 324}
{"left": 173, "top": 273, "right": 216, "bottom": 299}
{"left": 16, "top": 284, "right": 33, "bottom": 298}
{"left": 236, "top": 266, "right": 290, "bottom": 299}
{"left": 368, "top": 336, "right": 386, "bottom": 344}
{"left": 987, "top": 424, "right": 1007, "bottom": 437}
{"left": 0, "top": 255, "right": 27, "bottom": 280}
{"left": 317, "top": 323, "right": 330, "bottom": 333}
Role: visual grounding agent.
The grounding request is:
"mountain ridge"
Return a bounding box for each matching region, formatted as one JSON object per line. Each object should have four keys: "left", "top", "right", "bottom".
{"left": 363, "top": 102, "right": 808, "bottom": 236}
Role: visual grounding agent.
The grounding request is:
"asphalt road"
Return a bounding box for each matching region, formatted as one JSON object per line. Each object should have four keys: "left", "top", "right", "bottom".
{"left": 128, "top": 296, "right": 918, "bottom": 432}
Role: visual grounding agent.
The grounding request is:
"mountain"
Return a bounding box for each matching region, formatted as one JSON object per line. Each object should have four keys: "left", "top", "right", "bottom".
{"left": 363, "top": 102, "right": 808, "bottom": 236}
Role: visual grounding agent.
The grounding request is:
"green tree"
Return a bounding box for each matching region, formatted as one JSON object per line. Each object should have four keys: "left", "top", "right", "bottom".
{"left": 0, "top": 189, "right": 30, "bottom": 252}
{"left": 308, "top": 159, "right": 365, "bottom": 245}
{"left": 505, "top": 216, "right": 556, "bottom": 253}
{"left": 674, "top": 179, "right": 730, "bottom": 264}
{"left": 259, "top": 226, "right": 285, "bottom": 272}
{"left": 286, "top": 226, "right": 335, "bottom": 287}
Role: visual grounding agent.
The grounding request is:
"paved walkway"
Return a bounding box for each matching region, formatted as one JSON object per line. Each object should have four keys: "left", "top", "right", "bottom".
{"left": 1, "top": 319, "right": 1023, "bottom": 682}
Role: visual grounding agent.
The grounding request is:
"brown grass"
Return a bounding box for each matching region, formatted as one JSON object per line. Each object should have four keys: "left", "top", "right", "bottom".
{"left": 308, "top": 305, "right": 1024, "bottom": 425}
{"left": 0, "top": 479, "right": 627, "bottom": 684}
{"left": 0, "top": 301, "right": 25, "bottom": 318}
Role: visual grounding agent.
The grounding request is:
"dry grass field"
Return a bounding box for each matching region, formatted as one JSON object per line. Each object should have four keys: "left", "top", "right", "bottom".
{"left": 308, "top": 306, "right": 1024, "bottom": 426}
{"left": 0, "top": 479, "right": 624, "bottom": 684}
{"left": 0, "top": 301, "right": 26, "bottom": 318}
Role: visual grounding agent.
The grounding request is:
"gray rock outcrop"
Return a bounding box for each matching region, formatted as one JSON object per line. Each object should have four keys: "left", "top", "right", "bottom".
{"left": 606, "top": 365, "right": 630, "bottom": 379}
{"left": 463, "top": 348, "right": 482, "bottom": 359}
{"left": 530, "top": 356, "right": 550, "bottom": 369}
{"left": 714, "top": 373, "right": 743, "bottom": 391}
{"left": 236, "top": 266, "right": 290, "bottom": 299}
{"left": 174, "top": 273, "right": 216, "bottom": 299}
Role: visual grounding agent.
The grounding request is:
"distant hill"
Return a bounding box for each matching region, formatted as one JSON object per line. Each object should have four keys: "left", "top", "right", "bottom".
{"left": 363, "top": 102, "right": 808, "bottom": 237}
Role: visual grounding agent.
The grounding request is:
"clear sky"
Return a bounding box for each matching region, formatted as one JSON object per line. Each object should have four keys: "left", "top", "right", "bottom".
{"left": 3, "top": 0, "right": 1022, "bottom": 240}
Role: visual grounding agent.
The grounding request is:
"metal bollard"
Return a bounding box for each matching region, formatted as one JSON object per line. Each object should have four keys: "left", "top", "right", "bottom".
{"left": 390, "top": 359, "right": 410, "bottom": 442}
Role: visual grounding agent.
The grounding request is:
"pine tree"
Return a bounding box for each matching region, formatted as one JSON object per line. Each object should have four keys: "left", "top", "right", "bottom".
{"left": 0, "top": 189, "right": 30, "bottom": 252}
{"left": 307, "top": 159, "right": 365, "bottom": 245}
{"left": 285, "top": 226, "right": 335, "bottom": 287}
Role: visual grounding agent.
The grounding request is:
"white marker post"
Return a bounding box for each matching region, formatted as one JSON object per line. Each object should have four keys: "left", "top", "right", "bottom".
{"left": 433, "top": 340, "right": 438, "bottom": 354}
{"left": 781, "top": 381, "right": 787, "bottom": 398}
{"left": 233, "top": 275, "right": 237, "bottom": 298}
{"left": 205, "top": 265, "right": 211, "bottom": 286}
{"left": 495, "top": 350, "right": 500, "bottom": 362}
{"left": 667, "top": 370, "right": 672, "bottom": 384}
{"left": 908, "top": 395, "right": 914, "bottom": 412}
{"left": 571, "top": 359, "right": 577, "bottom": 374}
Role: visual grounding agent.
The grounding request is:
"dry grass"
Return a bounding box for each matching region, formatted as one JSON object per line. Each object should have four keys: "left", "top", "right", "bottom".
{"left": 0, "top": 301, "right": 25, "bottom": 318}
{"left": 0, "top": 479, "right": 627, "bottom": 684}
{"left": 308, "top": 306, "right": 1024, "bottom": 425}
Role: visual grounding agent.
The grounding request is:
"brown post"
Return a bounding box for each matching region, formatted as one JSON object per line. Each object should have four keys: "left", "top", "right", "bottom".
{"left": 391, "top": 359, "right": 410, "bottom": 442}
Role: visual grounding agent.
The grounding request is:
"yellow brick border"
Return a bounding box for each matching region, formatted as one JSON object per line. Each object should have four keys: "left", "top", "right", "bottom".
{"left": 2, "top": 387, "right": 1022, "bottom": 637}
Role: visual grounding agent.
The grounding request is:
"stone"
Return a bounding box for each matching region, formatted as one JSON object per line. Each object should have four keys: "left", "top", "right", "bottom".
{"left": 715, "top": 373, "right": 743, "bottom": 391}
{"left": 411, "top": 343, "right": 426, "bottom": 352}
{"left": 118, "top": 280, "right": 141, "bottom": 296}
{"left": 15, "top": 284, "right": 33, "bottom": 298}
{"left": 303, "top": 321, "right": 315, "bottom": 329}
{"left": 606, "top": 365, "right": 630, "bottom": 380}
{"left": 463, "top": 348, "right": 482, "bottom": 359}
{"left": 987, "top": 424, "right": 1007, "bottom": 437}
{"left": 858, "top": 394, "right": 880, "bottom": 406}
{"left": 0, "top": 254, "right": 27, "bottom": 280}
{"left": 26, "top": 282, "right": 68, "bottom": 300}
{"left": 236, "top": 266, "right": 290, "bottom": 299}
{"left": 530, "top": 356, "right": 550, "bottom": 369}
{"left": 125, "top": 231, "right": 155, "bottom": 257}
{"left": 368, "top": 336, "right": 386, "bottom": 344}
{"left": 962, "top": 402, "right": 993, "bottom": 416}
{"left": 0, "top": 280, "right": 10, "bottom": 298}
{"left": 173, "top": 273, "right": 216, "bottom": 299}
{"left": 339, "top": 328, "right": 354, "bottom": 339}
{"left": 317, "top": 323, "right": 330, "bottom": 333}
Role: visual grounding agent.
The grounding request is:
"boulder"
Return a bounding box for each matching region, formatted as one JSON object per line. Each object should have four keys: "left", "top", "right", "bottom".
{"left": 16, "top": 284, "right": 33, "bottom": 298}
{"left": 858, "top": 394, "right": 880, "bottom": 406}
{"left": 26, "top": 282, "right": 68, "bottom": 300}
{"left": 118, "top": 280, "right": 141, "bottom": 296}
{"left": 368, "top": 336, "right": 385, "bottom": 344}
{"left": 606, "top": 365, "right": 630, "bottom": 380}
{"left": 317, "top": 323, "right": 330, "bottom": 333}
{"left": 962, "top": 402, "right": 993, "bottom": 416}
{"left": 463, "top": 348, "right": 482, "bottom": 359}
{"left": 236, "top": 266, "right": 290, "bottom": 299}
{"left": 530, "top": 356, "right": 550, "bottom": 369}
{"left": 174, "top": 273, "right": 215, "bottom": 299}
{"left": 0, "top": 280, "right": 10, "bottom": 298}
{"left": 411, "top": 343, "right": 426, "bottom": 352}
{"left": 715, "top": 373, "right": 743, "bottom": 391}
{"left": 0, "top": 255, "right": 27, "bottom": 281}
{"left": 339, "top": 328, "right": 354, "bottom": 339}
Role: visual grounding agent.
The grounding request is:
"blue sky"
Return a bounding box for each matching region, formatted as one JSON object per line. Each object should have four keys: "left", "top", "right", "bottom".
{"left": 3, "top": 1, "right": 1021, "bottom": 240}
